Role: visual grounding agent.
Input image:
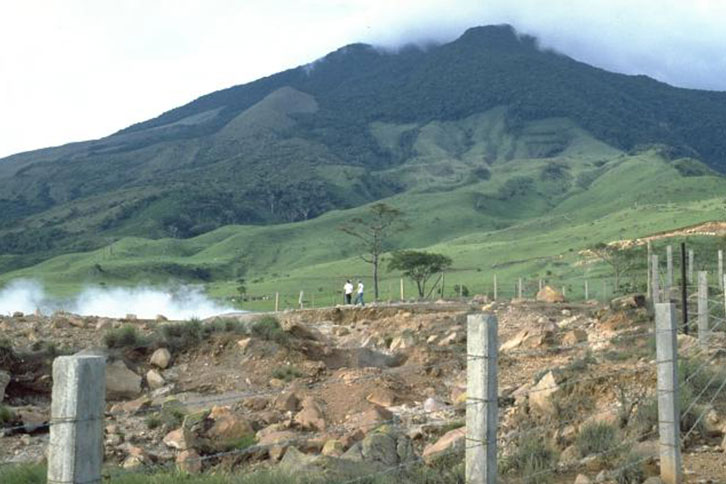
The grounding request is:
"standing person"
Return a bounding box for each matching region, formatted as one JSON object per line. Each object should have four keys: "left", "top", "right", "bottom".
{"left": 354, "top": 279, "right": 365, "bottom": 306}
{"left": 344, "top": 280, "right": 354, "bottom": 305}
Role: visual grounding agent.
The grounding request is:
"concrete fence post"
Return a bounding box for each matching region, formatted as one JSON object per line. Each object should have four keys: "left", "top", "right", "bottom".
{"left": 645, "top": 241, "right": 653, "bottom": 297}
{"left": 298, "top": 290, "right": 304, "bottom": 309}
{"left": 651, "top": 255, "right": 660, "bottom": 304}
{"left": 538, "top": 279, "right": 543, "bottom": 291}
{"left": 688, "top": 250, "right": 694, "bottom": 285}
{"left": 654, "top": 303, "right": 682, "bottom": 484}
{"left": 466, "top": 313, "right": 498, "bottom": 484}
{"left": 48, "top": 355, "right": 106, "bottom": 484}
{"left": 400, "top": 278, "right": 404, "bottom": 300}
{"left": 275, "top": 292, "right": 279, "bottom": 312}
{"left": 719, "top": 250, "right": 724, "bottom": 290}
{"left": 562, "top": 286, "right": 566, "bottom": 298}
{"left": 698, "top": 271, "right": 709, "bottom": 348}
{"left": 517, "top": 278, "right": 522, "bottom": 299}
{"left": 493, "top": 275, "right": 497, "bottom": 301}
{"left": 663, "top": 245, "right": 673, "bottom": 302}
{"left": 584, "top": 280, "right": 589, "bottom": 301}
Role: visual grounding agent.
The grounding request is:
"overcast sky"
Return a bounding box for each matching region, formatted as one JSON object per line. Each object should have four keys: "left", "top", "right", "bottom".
{"left": 1, "top": 0, "right": 725, "bottom": 159}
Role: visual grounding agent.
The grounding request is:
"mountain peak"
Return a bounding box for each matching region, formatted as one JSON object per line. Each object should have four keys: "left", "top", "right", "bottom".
{"left": 457, "top": 24, "right": 537, "bottom": 50}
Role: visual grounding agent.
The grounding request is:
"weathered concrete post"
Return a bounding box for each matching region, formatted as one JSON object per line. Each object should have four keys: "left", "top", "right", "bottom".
{"left": 299, "top": 290, "right": 304, "bottom": 309}
{"left": 651, "top": 255, "right": 660, "bottom": 304}
{"left": 48, "top": 355, "right": 106, "bottom": 484}
{"left": 538, "top": 279, "right": 543, "bottom": 291}
{"left": 562, "top": 286, "right": 566, "bottom": 298}
{"left": 654, "top": 303, "right": 683, "bottom": 484}
{"left": 645, "top": 240, "right": 653, "bottom": 297}
{"left": 688, "top": 250, "right": 694, "bottom": 285}
{"left": 517, "top": 278, "right": 522, "bottom": 299}
{"left": 275, "top": 292, "right": 279, "bottom": 312}
{"left": 584, "top": 280, "right": 589, "bottom": 301}
{"left": 400, "top": 278, "right": 404, "bottom": 300}
{"left": 698, "top": 271, "right": 709, "bottom": 348}
{"left": 466, "top": 313, "right": 498, "bottom": 484}
{"left": 663, "top": 245, "right": 673, "bottom": 302}
{"left": 493, "top": 275, "right": 497, "bottom": 301}
{"left": 719, "top": 250, "right": 724, "bottom": 290}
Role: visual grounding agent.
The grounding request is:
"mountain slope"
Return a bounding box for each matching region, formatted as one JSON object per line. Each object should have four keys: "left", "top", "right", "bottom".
{"left": 1, "top": 24, "right": 726, "bottom": 277}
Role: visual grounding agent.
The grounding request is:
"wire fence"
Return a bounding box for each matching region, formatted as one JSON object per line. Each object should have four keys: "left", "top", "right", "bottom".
{"left": 2, "top": 247, "right": 726, "bottom": 482}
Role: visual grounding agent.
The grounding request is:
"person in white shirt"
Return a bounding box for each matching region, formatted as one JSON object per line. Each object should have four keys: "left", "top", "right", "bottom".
{"left": 354, "top": 280, "right": 364, "bottom": 306}
{"left": 344, "top": 280, "right": 354, "bottom": 304}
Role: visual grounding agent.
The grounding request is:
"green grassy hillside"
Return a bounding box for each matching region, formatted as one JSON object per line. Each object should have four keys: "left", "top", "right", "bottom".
{"left": 2, "top": 24, "right": 726, "bottom": 278}
{"left": 4, "top": 146, "right": 724, "bottom": 310}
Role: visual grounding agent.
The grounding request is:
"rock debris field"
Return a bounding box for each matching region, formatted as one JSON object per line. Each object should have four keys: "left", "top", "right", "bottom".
{"left": 1, "top": 295, "right": 725, "bottom": 483}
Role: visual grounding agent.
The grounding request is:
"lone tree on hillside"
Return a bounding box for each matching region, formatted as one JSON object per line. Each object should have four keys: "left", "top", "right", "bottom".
{"left": 339, "top": 203, "right": 407, "bottom": 300}
{"left": 388, "top": 250, "right": 452, "bottom": 298}
{"left": 589, "top": 242, "right": 639, "bottom": 290}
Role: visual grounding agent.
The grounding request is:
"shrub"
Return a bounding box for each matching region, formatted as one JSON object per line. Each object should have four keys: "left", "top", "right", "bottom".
{"left": 159, "top": 319, "right": 203, "bottom": 353}
{"left": 0, "top": 404, "right": 14, "bottom": 424}
{"left": 271, "top": 366, "right": 303, "bottom": 382}
{"left": 613, "top": 452, "right": 646, "bottom": 484}
{"left": 576, "top": 422, "right": 617, "bottom": 457}
{"left": 104, "top": 325, "right": 148, "bottom": 349}
{"left": 206, "top": 318, "right": 246, "bottom": 335}
{"left": 145, "top": 414, "right": 162, "bottom": 430}
{"left": 251, "top": 316, "right": 288, "bottom": 344}
{"left": 502, "top": 435, "right": 557, "bottom": 484}
{"left": 0, "top": 463, "right": 46, "bottom": 484}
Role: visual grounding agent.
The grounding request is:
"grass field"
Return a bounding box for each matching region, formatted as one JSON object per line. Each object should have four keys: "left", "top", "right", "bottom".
{"left": 2, "top": 148, "right": 725, "bottom": 312}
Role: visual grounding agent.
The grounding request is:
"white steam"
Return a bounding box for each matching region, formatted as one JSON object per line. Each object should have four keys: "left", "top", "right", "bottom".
{"left": 0, "top": 280, "right": 237, "bottom": 320}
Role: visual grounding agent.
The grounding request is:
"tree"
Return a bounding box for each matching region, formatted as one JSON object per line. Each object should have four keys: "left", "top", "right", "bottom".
{"left": 589, "top": 242, "right": 639, "bottom": 290}
{"left": 339, "top": 203, "right": 406, "bottom": 300}
{"left": 388, "top": 250, "right": 452, "bottom": 298}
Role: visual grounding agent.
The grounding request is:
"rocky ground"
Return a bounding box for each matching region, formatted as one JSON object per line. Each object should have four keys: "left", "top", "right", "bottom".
{"left": 1, "top": 291, "right": 725, "bottom": 483}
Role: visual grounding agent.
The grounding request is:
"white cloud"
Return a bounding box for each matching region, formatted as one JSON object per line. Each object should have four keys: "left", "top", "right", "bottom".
{"left": 1, "top": 0, "right": 725, "bottom": 159}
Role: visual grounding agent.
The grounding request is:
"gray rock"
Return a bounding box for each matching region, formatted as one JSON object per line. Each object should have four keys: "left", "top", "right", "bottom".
{"left": 0, "top": 370, "right": 10, "bottom": 402}
{"left": 361, "top": 432, "right": 398, "bottom": 466}
{"left": 105, "top": 360, "right": 142, "bottom": 399}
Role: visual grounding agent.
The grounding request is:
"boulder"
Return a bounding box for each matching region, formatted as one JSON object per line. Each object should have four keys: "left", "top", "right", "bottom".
{"left": 574, "top": 474, "right": 592, "bottom": 484}
{"left": 389, "top": 331, "right": 415, "bottom": 351}
{"left": 422, "top": 427, "right": 465, "bottom": 463}
{"left": 366, "top": 388, "right": 396, "bottom": 407}
{"left": 611, "top": 294, "right": 645, "bottom": 309}
{"left": 322, "top": 439, "right": 345, "bottom": 457}
{"left": 16, "top": 406, "right": 47, "bottom": 433}
{"left": 501, "top": 326, "right": 556, "bottom": 352}
{"left": 537, "top": 286, "right": 566, "bottom": 303}
{"left": 423, "top": 397, "right": 446, "bottom": 413}
{"left": 176, "top": 449, "right": 202, "bottom": 473}
{"left": 163, "top": 429, "right": 189, "bottom": 450}
{"left": 149, "top": 348, "right": 172, "bottom": 369}
{"left": 562, "top": 329, "right": 588, "bottom": 346}
{"left": 437, "top": 331, "right": 462, "bottom": 347}
{"left": 528, "top": 371, "right": 561, "bottom": 415}
{"left": 349, "top": 405, "right": 393, "bottom": 434}
{"left": 294, "top": 397, "right": 326, "bottom": 431}
{"left": 273, "top": 392, "right": 300, "bottom": 412}
{"left": 106, "top": 360, "right": 142, "bottom": 399}
{"left": 206, "top": 406, "right": 255, "bottom": 450}
{"left": 279, "top": 446, "right": 319, "bottom": 473}
{"left": 0, "top": 370, "right": 10, "bottom": 402}
{"left": 361, "top": 432, "right": 398, "bottom": 466}
{"left": 146, "top": 369, "right": 166, "bottom": 390}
